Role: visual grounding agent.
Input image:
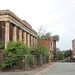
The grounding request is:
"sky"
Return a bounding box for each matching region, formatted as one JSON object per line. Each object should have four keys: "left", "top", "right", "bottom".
{"left": 0, "top": 0, "right": 75, "bottom": 51}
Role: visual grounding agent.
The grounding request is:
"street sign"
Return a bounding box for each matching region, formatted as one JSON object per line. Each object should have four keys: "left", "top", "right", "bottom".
{"left": 22, "top": 59, "right": 25, "bottom": 62}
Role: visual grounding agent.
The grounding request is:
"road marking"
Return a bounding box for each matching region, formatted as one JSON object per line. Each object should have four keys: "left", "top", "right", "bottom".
{"left": 35, "top": 62, "right": 57, "bottom": 75}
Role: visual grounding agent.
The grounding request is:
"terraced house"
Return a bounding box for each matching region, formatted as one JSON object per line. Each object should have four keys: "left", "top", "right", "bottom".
{"left": 0, "top": 10, "right": 37, "bottom": 48}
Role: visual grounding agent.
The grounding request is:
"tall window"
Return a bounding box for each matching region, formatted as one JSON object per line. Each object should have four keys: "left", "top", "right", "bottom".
{"left": 50, "top": 41, "right": 53, "bottom": 48}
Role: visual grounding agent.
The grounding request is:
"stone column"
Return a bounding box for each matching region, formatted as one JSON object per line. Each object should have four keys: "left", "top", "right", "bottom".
{"left": 5, "top": 21, "right": 10, "bottom": 48}
{"left": 23, "top": 31, "right": 26, "bottom": 44}
{"left": 28, "top": 33, "right": 30, "bottom": 47}
{"left": 19, "top": 29, "right": 22, "bottom": 41}
{"left": 13, "top": 26, "right": 17, "bottom": 41}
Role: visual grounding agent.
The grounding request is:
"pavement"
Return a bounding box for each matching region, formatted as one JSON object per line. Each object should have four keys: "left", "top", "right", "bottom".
{"left": 0, "top": 62, "right": 57, "bottom": 75}
{"left": 41, "top": 62, "right": 75, "bottom": 75}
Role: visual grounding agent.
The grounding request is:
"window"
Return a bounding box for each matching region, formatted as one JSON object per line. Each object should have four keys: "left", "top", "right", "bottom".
{"left": 50, "top": 41, "right": 53, "bottom": 48}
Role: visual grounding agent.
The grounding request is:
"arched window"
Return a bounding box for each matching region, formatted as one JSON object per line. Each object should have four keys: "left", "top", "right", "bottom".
{"left": 50, "top": 41, "right": 53, "bottom": 48}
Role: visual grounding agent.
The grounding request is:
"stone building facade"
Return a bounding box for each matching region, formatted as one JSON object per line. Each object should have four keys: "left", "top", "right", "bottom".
{"left": 0, "top": 10, "right": 37, "bottom": 48}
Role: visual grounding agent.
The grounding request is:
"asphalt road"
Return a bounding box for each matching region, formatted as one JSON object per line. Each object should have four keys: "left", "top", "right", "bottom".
{"left": 41, "top": 62, "right": 75, "bottom": 75}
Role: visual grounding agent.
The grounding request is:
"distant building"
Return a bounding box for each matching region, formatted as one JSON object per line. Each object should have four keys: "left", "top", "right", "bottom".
{"left": 72, "top": 39, "right": 75, "bottom": 57}
{"left": 43, "top": 37, "right": 56, "bottom": 58}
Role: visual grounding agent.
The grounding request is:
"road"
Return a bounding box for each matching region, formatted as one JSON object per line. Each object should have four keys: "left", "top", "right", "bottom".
{"left": 41, "top": 62, "right": 75, "bottom": 75}
{"left": 0, "top": 62, "right": 75, "bottom": 75}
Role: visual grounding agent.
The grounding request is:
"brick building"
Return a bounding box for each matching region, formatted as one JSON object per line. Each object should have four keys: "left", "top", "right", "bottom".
{"left": 72, "top": 39, "right": 75, "bottom": 57}
{"left": 43, "top": 37, "right": 56, "bottom": 58}
{"left": 0, "top": 10, "right": 37, "bottom": 48}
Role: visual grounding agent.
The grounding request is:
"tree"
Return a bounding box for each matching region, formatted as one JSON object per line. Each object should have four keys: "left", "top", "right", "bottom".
{"left": 37, "top": 26, "right": 60, "bottom": 62}
{"left": 31, "top": 42, "right": 50, "bottom": 64}
{"left": 56, "top": 48, "right": 60, "bottom": 51}
{"left": 64, "top": 49, "right": 72, "bottom": 58}
{"left": 41, "top": 32, "right": 51, "bottom": 39}
{"left": 38, "top": 26, "right": 46, "bottom": 39}
{"left": 38, "top": 26, "right": 51, "bottom": 39}
{"left": 56, "top": 51, "right": 63, "bottom": 60}
{"left": 53, "top": 35, "right": 59, "bottom": 42}
{"left": 32, "top": 26, "right": 50, "bottom": 65}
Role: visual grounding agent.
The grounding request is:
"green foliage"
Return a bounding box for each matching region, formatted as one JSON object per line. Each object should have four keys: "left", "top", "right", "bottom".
{"left": 2, "top": 41, "right": 34, "bottom": 69}
{"left": 3, "top": 41, "right": 30, "bottom": 55}
{"left": 64, "top": 49, "right": 72, "bottom": 58}
{"left": 37, "top": 26, "right": 55, "bottom": 63}
{"left": 56, "top": 48, "right": 60, "bottom": 51}
{"left": 34, "top": 43, "right": 49, "bottom": 56}
{"left": 0, "top": 42, "right": 5, "bottom": 49}
{"left": 41, "top": 32, "right": 51, "bottom": 39}
{"left": 32, "top": 43, "right": 50, "bottom": 63}
{"left": 27, "top": 54, "right": 35, "bottom": 66}
{"left": 56, "top": 51, "right": 63, "bottom": 60}
{"left": 71, "top": 57, "right": 75, "bottom": 60}
{"left": 59, "top": 60, "right": 65, "bottom": 62}
{"left": 45, "top": 54, "right": 49, "bottom": 63}
{"left": 53, "top": 35, "right": 59, "bottom": 42}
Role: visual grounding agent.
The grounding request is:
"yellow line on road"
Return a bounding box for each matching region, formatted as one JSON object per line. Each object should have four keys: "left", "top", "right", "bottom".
{"left": 35, "top": 62, "right": 57, "bottom": 75}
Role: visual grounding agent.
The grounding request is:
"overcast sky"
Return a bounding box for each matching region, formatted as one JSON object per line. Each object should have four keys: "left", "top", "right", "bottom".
{"left": 0, "top": 0, "right": 75, "bottom": 51}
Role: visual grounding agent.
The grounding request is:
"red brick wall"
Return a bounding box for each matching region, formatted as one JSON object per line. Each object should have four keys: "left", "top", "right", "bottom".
{"left": 38, "top": 37, "right": 56, "bottom": 55}
{"left": 44, "top": 37, "right": 56, "bottom": 50}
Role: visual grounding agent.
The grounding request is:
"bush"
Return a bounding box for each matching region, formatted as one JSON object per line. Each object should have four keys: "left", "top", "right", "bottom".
{"left": 0, "top": 42, "right": 5, "bottom": 49}
{"left": 71, "top": 57, "right": 75, "bottom": 61}
{"left": 2, "top": 41, "right": 34, "bottom": 69}
{"left": 31, "top": 44, "right": 50, "bottom": 64}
